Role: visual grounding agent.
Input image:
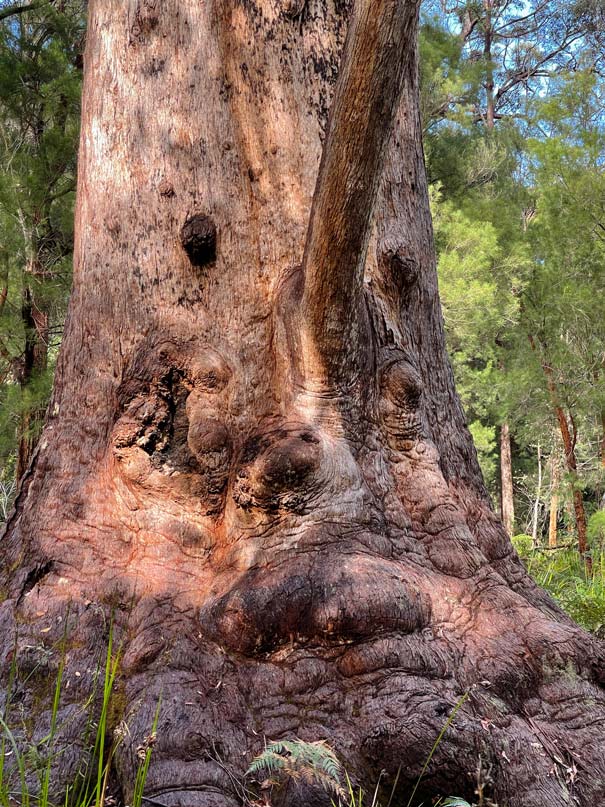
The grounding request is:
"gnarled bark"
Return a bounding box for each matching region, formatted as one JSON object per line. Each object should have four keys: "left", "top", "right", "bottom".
{"left": 1, "top": 2, "right": 605, "bottom": 806}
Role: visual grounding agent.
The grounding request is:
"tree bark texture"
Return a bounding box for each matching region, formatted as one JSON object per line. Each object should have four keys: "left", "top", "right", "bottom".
{"left": 1, "top": 2, "right": 605, "bottom": 806}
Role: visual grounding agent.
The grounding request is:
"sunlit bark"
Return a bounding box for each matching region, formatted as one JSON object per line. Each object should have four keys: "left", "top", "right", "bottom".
{"left": 1, "top": 2, "right": 604, "bottom": 806}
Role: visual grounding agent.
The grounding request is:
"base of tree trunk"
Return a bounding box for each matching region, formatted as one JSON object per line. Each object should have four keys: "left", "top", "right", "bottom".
{"left": 2, "top": 458, "right": 605, "bottom": 807}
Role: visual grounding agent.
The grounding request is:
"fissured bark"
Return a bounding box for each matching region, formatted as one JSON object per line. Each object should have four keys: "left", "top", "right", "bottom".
{"left": 1, "top": 2, "right": 605, "bottom": 806}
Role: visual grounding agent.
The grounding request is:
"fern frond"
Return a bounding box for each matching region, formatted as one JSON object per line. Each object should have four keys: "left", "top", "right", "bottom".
{"left": 299, "top": 765, "right": 346, "bottom": 797}
{"left": 247, "top": 750, "right": 287, "bottom": 777}
{"left": 246, "top": 738, "right": 345, "bottom": 799}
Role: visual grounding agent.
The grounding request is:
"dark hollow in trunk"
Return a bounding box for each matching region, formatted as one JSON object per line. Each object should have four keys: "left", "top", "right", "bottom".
{"left": 1, "top": 2, "right": 605, "bottom": 806}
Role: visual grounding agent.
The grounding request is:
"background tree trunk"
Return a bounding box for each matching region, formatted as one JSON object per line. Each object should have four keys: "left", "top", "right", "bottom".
{"left": 549, "top": 451, "right": 560, "bottom": 548}
{"left": 529, "top": 334, "right": 591, "bottom": 570}
{"left": 483, "top": 0, "right": 495, "bottom": 129}
{"left": 500, "top": 421, "right": 515, "bottom": 537}
{"left": 1, "top": 2, "right": 605, "bottom": 806}
{"left": 554, "top": 402, "right": 590, "bottom": 567}
{"left": 601, "top": 409, "right": 605, "bottom": 468}
{"left": 531, "top": 443, "right": 542, "bottom": 548}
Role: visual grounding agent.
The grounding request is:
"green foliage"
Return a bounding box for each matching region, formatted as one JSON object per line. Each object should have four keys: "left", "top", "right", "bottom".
{"left": 430, "top": 153, "right": 528, "bottom": 496}
{"left": 587, "top": 510, "right": 605, "bottom": 549}
{"left": 512, "top": 534, "right": 534, "bottom": 555}
{"left": 0, "top": 0, "right": 83, "bottom": 480}
{"left": 131, "top": 700, "right": 161, "bottom": 807}
{"left": 423, "top": 6, "right": 605, "bottom": 530}
{"left": 247, "top": 739, "right": 345, "bottom": 800}
{"left": 516, "top": 543, "right": 605, "bottom": 635}
{"left": 467, "top": 422, "right": 497, "bottom": 489}
{"left": 419, "top": 18, "right": 481, "bottom": 135}
{"left": 496, "top": 70, "right": 605, "bottom": 531}
{"left": 432, "top": 188, "right": 517, "bottom": 357}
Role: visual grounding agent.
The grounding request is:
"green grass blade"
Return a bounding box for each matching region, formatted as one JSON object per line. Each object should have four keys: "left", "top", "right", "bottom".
{"left": 131, "top": 697, "right": 161, "bottom": 807}
{"left": 406, "top": 691, "right": 469, "bottom": 807}
{"left": 0, "top": 714, "right": 30, "bottom": 807}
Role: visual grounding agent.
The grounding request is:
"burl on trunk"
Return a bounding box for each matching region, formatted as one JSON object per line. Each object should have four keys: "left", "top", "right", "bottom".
{"left": 1, "top": 1, "right": 605, "bottom": 806}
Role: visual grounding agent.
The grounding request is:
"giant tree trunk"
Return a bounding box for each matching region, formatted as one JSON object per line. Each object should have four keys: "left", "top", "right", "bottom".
{"left": 1, "top": 2, "right": 605, "bottom": 806}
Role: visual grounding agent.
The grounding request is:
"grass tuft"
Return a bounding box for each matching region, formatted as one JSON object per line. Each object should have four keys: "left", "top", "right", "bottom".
{"left": 0, "top": 625, "right": 159, "bottom": 807}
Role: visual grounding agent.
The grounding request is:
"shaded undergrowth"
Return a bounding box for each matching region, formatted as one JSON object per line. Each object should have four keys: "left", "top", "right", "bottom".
{"left": 513, "top": 537, "right": 605, "bottom": 636}
{"left": 0, "top": 624, "right": 159, "bottom": 807}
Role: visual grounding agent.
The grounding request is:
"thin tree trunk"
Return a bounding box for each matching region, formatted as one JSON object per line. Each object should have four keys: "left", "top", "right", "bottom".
{"left": 484, "top": 0, "right": 495, "bottom": 129}
{"left": 549, "top": 490, "right": 559, "bottom": 548}
{"left": 460, "top": 8, "right": 478, "bottom": 43}
{"left": 300, "top": 0, "right": 417, "bottom": 387}
{"left": 601, "top": 409, "right": 605, "bottom": 470}
{"left": 1, "top": 3, "right": 604, "bottom": 806}
{"left": 553, "top": 403, "right": 589, "bottom": 566}
{"left": 549, "top": 451, "right": 560, "bottom": 549}
{"left": 500, "top": 421, "right": 515, "bottom": 537}
{"left": 529, "top": 336, "right": 591, "bottom": 570}
{"left": 532, "top": 443, "right": 542, "bottom": 548}
{"left": 484, "top": 11, "right": 513, "bottom": 541}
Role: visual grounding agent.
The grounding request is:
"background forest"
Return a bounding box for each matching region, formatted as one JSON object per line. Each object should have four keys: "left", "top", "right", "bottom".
{"left": 1, "top": 0, "right": 605, "bottom": 633}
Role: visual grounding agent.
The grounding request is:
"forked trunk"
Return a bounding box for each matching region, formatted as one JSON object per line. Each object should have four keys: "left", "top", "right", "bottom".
{"left": 1, "top": 2, "right": 605, "bottom": 806}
